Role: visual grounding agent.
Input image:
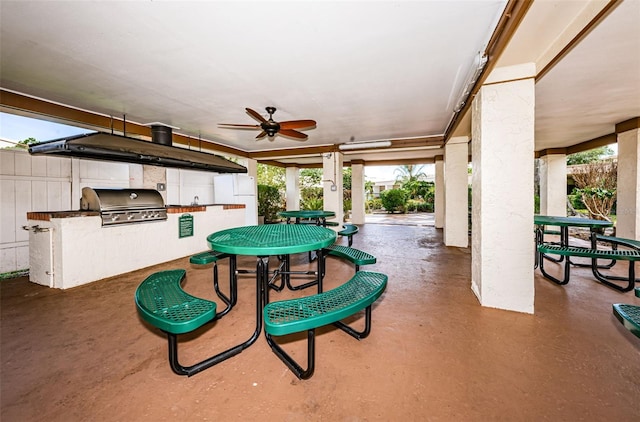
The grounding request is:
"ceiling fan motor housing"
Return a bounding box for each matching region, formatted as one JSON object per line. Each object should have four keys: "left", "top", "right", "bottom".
{"left": 262, "top": 121, "right": 280, "bottom": 137}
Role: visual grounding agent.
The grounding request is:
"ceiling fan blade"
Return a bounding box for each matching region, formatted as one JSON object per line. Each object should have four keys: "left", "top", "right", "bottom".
{"left": 246, "top": 108, "right": 268, "bottom": 123}
{"left": 279, "top": 119, "right": 317, "bottom": 130}
{"left": 218, "top": 123, "right": 261, "bottom": 129}
{"left": 255, "top": 130, "right": 268, "bottom": 139}
{"left": 279, "top": 129, "right": 308, "bottom": 140}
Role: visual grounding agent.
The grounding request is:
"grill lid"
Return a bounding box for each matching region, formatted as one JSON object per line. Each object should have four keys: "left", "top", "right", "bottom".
{"left": 81, "top": 187, "right": 165, "bottom": 211}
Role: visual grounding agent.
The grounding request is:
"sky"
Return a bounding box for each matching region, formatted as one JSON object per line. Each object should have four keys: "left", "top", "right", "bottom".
{"left": 0, "top": 112, "right": 91, "bottom": 147}
{"left": 0, "top": 112, "right": 426, "bottom": 180}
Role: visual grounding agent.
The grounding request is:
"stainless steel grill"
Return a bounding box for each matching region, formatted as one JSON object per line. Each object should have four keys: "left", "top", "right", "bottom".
{"left": 80, "top": 187, "right": 167, "bottom": 226}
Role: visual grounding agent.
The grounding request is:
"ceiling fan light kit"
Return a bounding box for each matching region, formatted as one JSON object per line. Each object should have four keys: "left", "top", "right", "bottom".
{"left": 338, "top": 140, "right": 392, "bottom": 151}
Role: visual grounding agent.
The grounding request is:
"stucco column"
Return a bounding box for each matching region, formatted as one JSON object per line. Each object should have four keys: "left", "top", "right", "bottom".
{"left": 444, "top": 138, "right": 469, "bottom": 247}
{"left": 241, "top": 158, "right": 258, "bottom": 202}
{"left": 285, "top": 166, "right": 300, "bottom": 210}
{"left": 471, "top": 63, "right": 535, "bottom": 314}
{"left": 351, "top": 161, "right": 365, "bottom": 224}
{"left": 323, "top": 151, "right": 344, "bottom": 228}
{"left": 434, "top": 155, "right": 444, "bottom": 229}
{"left": 242, "top": 158, "right": 258, "bottom": 181}
{"left": 615, "top": 118, "right": 640, "bottom": 240}
{"left": 539, "top": 153, "right": 567, "bottom": 216}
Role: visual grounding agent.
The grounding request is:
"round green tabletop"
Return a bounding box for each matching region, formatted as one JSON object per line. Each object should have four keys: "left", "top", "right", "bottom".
{"left": 534, "top": 215, "right": 613, "bottom": 229}
{"left": 278, "top": 210, "right": 336, "bottom": 219}
{"left": 207, "top": 224, "right": 337, "bottom": 256}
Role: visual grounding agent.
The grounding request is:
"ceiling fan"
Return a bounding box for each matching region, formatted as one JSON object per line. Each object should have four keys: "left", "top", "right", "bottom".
{"left": 219, "top": 107, "right": 316, "bottom": 140}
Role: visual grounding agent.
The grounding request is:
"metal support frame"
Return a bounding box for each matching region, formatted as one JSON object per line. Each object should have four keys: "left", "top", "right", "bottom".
{"left": 538, "top": 246, "right": 637, "bottom": 292}
{"left": 163, "top": 255, "right": 264, "bottom": 377}
{"left": 264, "top": 305, "right": 373, "bottom": 380}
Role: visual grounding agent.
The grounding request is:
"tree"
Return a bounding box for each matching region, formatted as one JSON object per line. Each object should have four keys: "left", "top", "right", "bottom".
{"left": 571, "top": 159, "right": 617, "bottom": 221}
{"left": 300, "top": 168, "right": 322, "bottom": 189}
{"left": 567, "top": 146, "right": 614, "bottom": 165}
{"left": 342, "top": 167, "right": 352, "bottom": 190}
{"left": 2, "top": 137, "right": 37, "bottom": 150}
{"left": 394, "top": 164, "right": 426, "bottom": 183}
{"left": 257, "top": 163, "right": 285, "bottom": 189}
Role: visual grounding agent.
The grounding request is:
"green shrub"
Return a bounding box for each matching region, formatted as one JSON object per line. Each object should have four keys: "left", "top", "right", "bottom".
{"left": 302, "top": 197, "right": 323, "bottom": 210}
{"left": 568, "top": 191, "right": 585, "bottom": 210}
{"left": 380, "top": 188, "right": 407, "bottom": 213}
{"left": 300, "top": 186, "right": 323, "bottom": 210}
{"left": 366, "top": 198, "right": 383, "bottom": 213}
{"left": 257, "top": 184, "right": 284, "bottom": 223}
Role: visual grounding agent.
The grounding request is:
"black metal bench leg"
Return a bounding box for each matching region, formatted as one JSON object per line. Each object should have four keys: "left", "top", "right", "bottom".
{"left": 334, "top": 306, "right": 372, "bottom": 340}
{"left": 265, "top": 329, "right": 316, "bottom": 380}
{"left": 163, "top": 256, "right": 267, "bottom": 377}
{"left": 539, "top": 252, "right": 571, "bottom": 285}
{"left": 591, "top": 259, "right": 636, "bottom": 292}
{"left": 283, "top": 250, "right": 322, "bottom": 291}
{"left": 212, "top": 261, "right": 235, "bottom": 318}
{"left": 166, "top": 332, "right": 244, "bottom": 377}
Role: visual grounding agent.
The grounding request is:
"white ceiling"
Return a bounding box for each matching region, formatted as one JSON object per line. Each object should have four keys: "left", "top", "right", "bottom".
{"left": 1, "top": 1, "right": 638, "bottom": 166}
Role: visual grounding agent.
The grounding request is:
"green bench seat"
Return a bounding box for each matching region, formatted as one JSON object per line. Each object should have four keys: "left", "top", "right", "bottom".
{"left": 612, "top": 289, "right": 640, "bottom": 339}
{"left": 189, "top": 250, "right": 229, "bottom": 265}
{"left": 324, "top": 244, "right": 376, "bottom": 272}
{"left": 136, "top": 269, "right": 216, "bottom": 335}
{"left": 338, "top": 223, "right": 359, "bottom": 246}
{"left": 612, "top": 303, "right": 640, "bottom": 339}
{"left": 264, "top": 271, "right": 388, "bottom": 379}
{"left": 537, "top": 244, "right": 640, "bottom": 292}
{"left": 135, "top": 269, "right": 244, "bottom": 377}
{"left": 595, "top": 234, "right": 640, "bottom": 251}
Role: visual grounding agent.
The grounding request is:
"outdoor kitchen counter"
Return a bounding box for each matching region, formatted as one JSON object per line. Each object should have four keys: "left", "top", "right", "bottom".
{"left": 166, "top": 204, "right": 245, "bottom": 213}
{"left": 26, "top": 211, "right": 100, "bottom": 221}
{"left": 26, "top": 204, "right": 246, "bottom": 289}
{"left": 27, "top": 204, "right": 244, "bottom": 219}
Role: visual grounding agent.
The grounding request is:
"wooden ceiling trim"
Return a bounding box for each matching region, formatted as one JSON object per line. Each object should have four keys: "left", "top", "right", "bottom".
{"left": 566, "top": 133, "right": 617, "bottom": 154}
{"left": 249, "top": 145, "right": 334, "bottom": 159}
{"left": 0, "top": 89, "right": 248, "bottom": 157}
{"left": 615, "top": 116, "right": 640, "bottom": 133}
{"left": 365, "top": 157, "right": 436, "bottom": 167}
{"left": 537, "top": 0, "right": 622, "bottom": 82}
{"left": 536, "top": 133, "right": 617, "bottom": 158}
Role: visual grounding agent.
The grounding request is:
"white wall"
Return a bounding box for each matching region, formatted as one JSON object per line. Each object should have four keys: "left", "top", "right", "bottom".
{"left": 1, "top": 150, "right": 73, "bottom": 273}
{"left": 1, "top": 149, "right": 231, "bottom": 274}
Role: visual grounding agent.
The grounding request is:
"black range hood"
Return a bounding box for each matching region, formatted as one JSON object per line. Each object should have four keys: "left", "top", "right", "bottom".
{"left": 28, "top": 129, "right": 247, "bottom": 173}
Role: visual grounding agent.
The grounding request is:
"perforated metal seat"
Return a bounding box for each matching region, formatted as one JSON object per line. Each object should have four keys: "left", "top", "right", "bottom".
{"left": 264, "top": 271, "right": 387, "bottom": 379}
{"left": 135, "top": 269, "right": 216, "bottom": 335}
{"left": 324, "top": 244, "right": 376, "bottom": 272}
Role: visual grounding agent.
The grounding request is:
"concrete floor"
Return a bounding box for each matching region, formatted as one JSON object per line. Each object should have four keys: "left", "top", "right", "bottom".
{"left": 1, "top": 218, "right": 639, "bottom": 421}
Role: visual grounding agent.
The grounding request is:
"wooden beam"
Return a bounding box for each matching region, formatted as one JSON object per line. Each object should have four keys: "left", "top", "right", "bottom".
{"left": 616, "top": 116, "right": 640, "bottom": 133}
{"left": 537, "top": 0, "right": 622, "bottom": 82}
{"left": 0, "top": 89, "right": 249, "bottom": 157}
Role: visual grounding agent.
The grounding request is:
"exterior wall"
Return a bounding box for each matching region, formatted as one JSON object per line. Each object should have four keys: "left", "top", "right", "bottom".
{"left": 1, "top": 148, "right": 245, "bottom": 275}
{"left": 1, "top": 150, "right": 73, "bottom": 273}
